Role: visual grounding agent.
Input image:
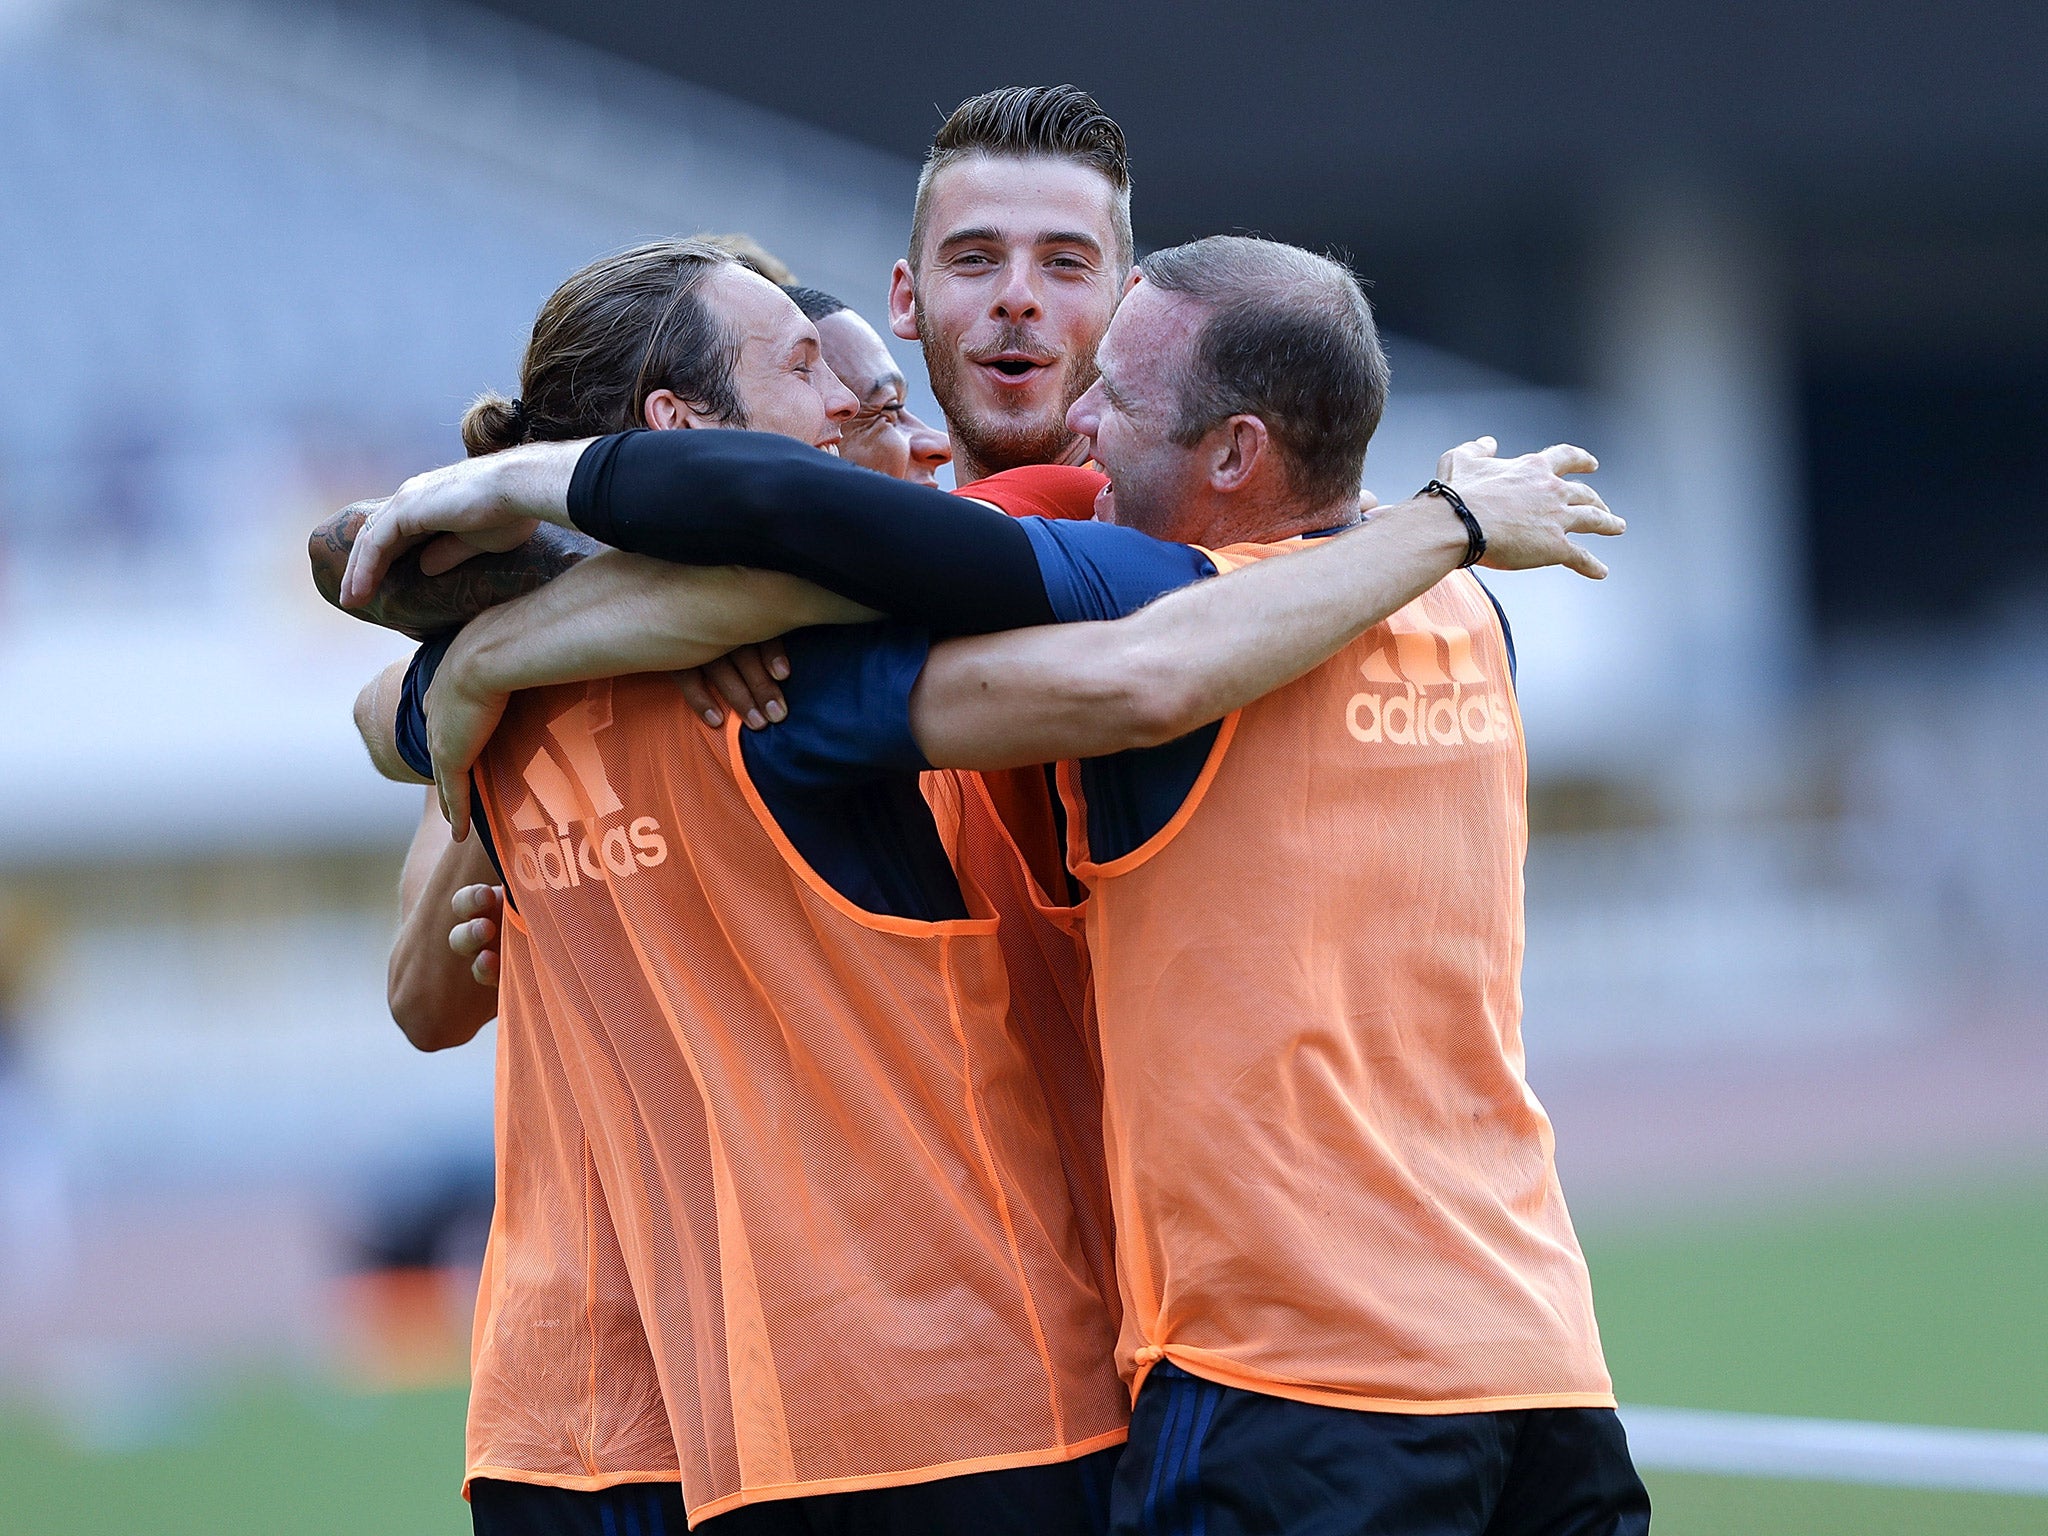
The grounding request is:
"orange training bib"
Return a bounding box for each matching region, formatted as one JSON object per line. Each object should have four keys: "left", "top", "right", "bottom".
{"left": 1062, "top": 555, "right": 1613, "bottom": 1415}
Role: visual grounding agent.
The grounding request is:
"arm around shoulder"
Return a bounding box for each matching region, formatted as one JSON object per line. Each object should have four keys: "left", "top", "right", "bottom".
{"left": 911, "top": 501, "right": 1468, "bottom": 770}
{"left": 911, "top": 620, "right": 1200, "bottom": 771}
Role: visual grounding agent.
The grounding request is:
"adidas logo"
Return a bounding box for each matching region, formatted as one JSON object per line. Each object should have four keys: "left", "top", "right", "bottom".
{"left": 506, "top": 699, "right": 668, "bottom": 893}
{"left": 1345, "top": 618, "right": 1513, "bottom": 748}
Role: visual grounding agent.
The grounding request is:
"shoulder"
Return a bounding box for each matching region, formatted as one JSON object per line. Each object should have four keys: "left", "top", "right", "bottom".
{"left": 955, "top": 464, "right": 1107, "bottom": 521}
{"left": 1202, "top": 538, "right": 1304, "bottom": 573}
{"left": 1017, "top": 518, "right": 1216, "bottom": 623}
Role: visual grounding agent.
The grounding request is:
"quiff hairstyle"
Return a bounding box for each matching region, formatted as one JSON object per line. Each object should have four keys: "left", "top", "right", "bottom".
{"left": 1138, "top": 235, "right": 1391, "bottom": 507}
{"left": 909, "top": 84, "right": 1133, "bottom": 270}
{"left": 462, "top": 238, "right": 744, "bottom": 455}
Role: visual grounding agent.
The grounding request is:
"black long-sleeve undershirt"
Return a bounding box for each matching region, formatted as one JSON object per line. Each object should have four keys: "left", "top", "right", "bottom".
{"left": 568, "top": 429, "right": 1057, "bottom": 636}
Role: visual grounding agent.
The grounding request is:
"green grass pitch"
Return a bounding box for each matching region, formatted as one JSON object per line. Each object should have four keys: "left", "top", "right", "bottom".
{"left": 2, "top": 1179, "right": 2041, "bottom": 1534}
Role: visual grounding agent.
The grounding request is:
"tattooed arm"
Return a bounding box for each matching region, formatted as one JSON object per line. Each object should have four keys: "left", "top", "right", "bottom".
{"left": 309, "top": 500, "right": 600, "bottom": 641}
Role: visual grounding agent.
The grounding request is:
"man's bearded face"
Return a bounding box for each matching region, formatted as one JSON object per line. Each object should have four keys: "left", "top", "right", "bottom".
{"left": 900, "top": 154, "right": 1125, "bottom": 477}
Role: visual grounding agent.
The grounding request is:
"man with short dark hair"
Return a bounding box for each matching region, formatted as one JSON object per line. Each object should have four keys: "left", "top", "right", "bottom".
{"left": 889, "top": 85, "right": 1130, "bottom": 484}
{"left": 351, "top": 229, "right": 1643, "bottom": 1536}
{"left": 1055, "top": 241, "right": 1648, "bottom": 1536}
{"left": 1127, "top": 237, "right": 1390, "bottom": 512}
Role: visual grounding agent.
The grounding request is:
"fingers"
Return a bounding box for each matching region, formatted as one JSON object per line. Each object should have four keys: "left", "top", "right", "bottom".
{"left": 341, "top": 502, "right": 417, "bottom": 608}
{"left": 1538, "top": 443, "right": 1598, "bottom": 476}
{"left": 674, "top": 668, "right": 726, "bottom": 728}
{"left": 1568, "top": 505, "right": 1627, "bottom": 538}
{"left": 451, "top": 886, "right": 503, "bottom": 985}
{"left": 1435, "top": 435, "right": 1499, "bottom": 481}
{"left": 702, "top": 658, "right": 770, "bottom": 731}
{"left": 440, "top": 766, "right": 473, "bottom": 843}
{"left": 701, "top": 660, "right": 753, "bottom": 725}
{"left": 419, "top": 532, "right": 486, "bottom": 577}
{"left": 1562, "top": 481, "right": 1611, "bottom": 513}
{"left": 449, "top": 915, "right": 498, "bottom": 961}
{"left": 727, "top": 647, "right": 787, "bottom": 725}
{"left": 450, "top": 883, "right": 501, "bottom": 922}
{"left": 680, "top": 650, "right": 788, "bottom": 730}
{"left": 1562, "top": 541, "right": 1610, "bottom": 580}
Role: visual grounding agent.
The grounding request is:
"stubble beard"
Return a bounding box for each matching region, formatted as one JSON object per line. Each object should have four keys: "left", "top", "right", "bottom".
{"left": 920, "top": 313, "right": 1097, "bottom": 479}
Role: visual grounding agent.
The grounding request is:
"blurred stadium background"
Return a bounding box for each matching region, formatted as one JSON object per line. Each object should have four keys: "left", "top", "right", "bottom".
{"left": 1, "top": 2, "right": 2044, "bottom": 1531}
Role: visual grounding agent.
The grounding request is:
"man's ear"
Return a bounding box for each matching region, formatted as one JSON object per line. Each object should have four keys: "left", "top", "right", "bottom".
{"left": 1208, "top": 415, "right": 1270, "bottom": 494}
{"left": 888, "top": 259, "right": 919, "bottom": 341}
{"left": 642, "top": 389, "right": 712, "bottom": 431}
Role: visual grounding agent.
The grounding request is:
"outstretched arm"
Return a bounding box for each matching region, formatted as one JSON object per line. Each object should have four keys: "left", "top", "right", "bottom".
{"left": 912, "top": 442, "right": 1624, "bottom": 769}
{"left": 912, "top": 501, "right": 1462, "bottom": 767}
{"left": 336, "top": 433, "right": 1057, "bottom": 634}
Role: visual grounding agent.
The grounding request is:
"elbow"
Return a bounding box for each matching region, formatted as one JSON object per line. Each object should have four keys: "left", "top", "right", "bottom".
{"left": 355, "top": 682, "right": 429, "bottom": 785}
{"left": 351, "top": 686, "right": 380, "bottom": 758}
{"left": 309, "top": 504, "right": 371, "bottom": 610}
{"left": 308, "top": 531, "right": 343, "bottom": 609}
{"left": 387, "top": 981, "right": 452, "bottom": 1053}
{"left": 387, "top": 958, "right": 481, "bottom": 1053}
{"left": 390, "top": 996, "right": 476, "bottom": 1054}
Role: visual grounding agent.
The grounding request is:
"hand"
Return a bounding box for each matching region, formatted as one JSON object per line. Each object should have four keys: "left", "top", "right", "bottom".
{"left": 339, "top": 442, "right": 583, "bottom": 608}
{"left": 1436, "top": 437, "right": 1624, "bottom": 580}
{"left": 676, "top": 641, "right": 792, "bottom": 730}
{"left": 448, "top": 883, "right": 503, "bottom": 988}
{"left": 423, "top": 628, "right": 510, "bottom": 843}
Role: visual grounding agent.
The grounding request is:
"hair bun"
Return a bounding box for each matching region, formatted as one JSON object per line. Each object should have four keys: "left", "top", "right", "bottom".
{"left": 461, "top": 391, "right": 527, "bottom": 457}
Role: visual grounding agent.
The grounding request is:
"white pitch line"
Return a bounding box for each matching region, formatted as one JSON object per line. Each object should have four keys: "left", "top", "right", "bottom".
{"left": 1620, "top": 1404, "right": 2048, "bottom": 1496}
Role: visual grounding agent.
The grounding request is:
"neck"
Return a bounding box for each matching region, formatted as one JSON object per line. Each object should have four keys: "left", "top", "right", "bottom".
{"left": 952, "top": 431, "right": 1093, "bottom": 488}
{"left": 1174, "top": 492, "right": 1361, "bottom": 550}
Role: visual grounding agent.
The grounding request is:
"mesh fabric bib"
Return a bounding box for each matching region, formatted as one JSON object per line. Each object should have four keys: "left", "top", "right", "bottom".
{"left": 474, "top": 676, "right": 1126, "bottom": 1524}
{"left": 1061, "top": 554, "right": 1613, "bottom": 1415}
{"left": 466, "top": 916, "right": 677, "bottom": 1491}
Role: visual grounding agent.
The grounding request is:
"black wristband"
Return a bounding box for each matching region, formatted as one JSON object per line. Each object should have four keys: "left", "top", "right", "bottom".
{"left": 1421, "top": 479, "right": 1486, "bottom": 568}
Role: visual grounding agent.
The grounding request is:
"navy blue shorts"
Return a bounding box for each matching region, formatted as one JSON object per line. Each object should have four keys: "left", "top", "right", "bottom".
{"left": 1110, "top": 1363, "right": 1651, "bottom": 1536}
{"left": 472, "top": 1445, "right": 1121, "bottom": 1536}
{"left": 470, "top": 1479, "right": 684, "bottom": 1536}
